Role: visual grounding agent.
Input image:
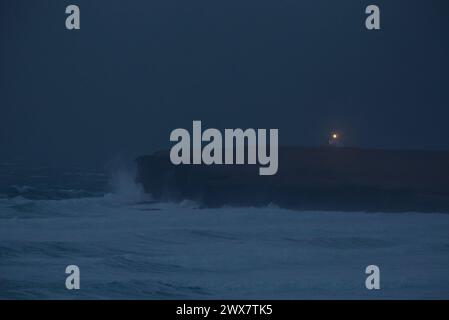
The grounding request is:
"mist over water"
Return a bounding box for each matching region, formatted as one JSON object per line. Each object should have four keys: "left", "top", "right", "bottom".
{"left": 1, "top": 0, "right": 448, "bottom": 301}
{"left": 0, "top": 163, "right": 448, "bottom": 299}
{"left": 106, "top": 168, "right": 152, "bottom": 204}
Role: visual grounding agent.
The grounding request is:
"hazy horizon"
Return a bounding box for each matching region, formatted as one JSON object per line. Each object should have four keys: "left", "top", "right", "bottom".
{"left": 2, "top": 0, "right": 449, "bottom": 168}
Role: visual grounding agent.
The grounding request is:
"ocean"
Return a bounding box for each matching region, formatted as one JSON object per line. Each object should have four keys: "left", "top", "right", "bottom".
{"left": 0, "top": 163, "right": 448, "bottom": 299}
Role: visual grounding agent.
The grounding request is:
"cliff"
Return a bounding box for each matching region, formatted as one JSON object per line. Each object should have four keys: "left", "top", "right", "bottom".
{"left": 136, "top": 146, "right": 449, "bottom": 213}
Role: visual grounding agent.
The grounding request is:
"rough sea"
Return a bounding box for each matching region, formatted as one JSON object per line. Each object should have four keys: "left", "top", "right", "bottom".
{"left": 1, "top": 163, "right": 448, "bottom": 299}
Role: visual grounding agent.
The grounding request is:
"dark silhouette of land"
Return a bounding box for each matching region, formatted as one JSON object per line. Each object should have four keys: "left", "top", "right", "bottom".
{"left": 136, "top": 147, "right": 449, "bottom": 213}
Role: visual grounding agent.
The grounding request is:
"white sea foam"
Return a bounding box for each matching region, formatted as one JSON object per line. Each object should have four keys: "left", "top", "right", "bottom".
{"left": 103, "top": 168, "right": 152, "bottom": 204}
{"left": 1, "top": 189, "right": 449, "bottom": 299}
{"left": 0, "top": 164, "right": 448, "bottom": 299}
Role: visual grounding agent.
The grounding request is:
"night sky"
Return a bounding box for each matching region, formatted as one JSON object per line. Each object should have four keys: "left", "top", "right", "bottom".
{"left": 1, "top": 0, "right": 448, "bottom": 166}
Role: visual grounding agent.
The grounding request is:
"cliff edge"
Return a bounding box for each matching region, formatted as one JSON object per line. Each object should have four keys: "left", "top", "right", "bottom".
{"left": 136, "top": 147, "right": 449, "bottom": 213}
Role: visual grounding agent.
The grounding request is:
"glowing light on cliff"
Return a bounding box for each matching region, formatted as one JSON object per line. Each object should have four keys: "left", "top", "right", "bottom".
{"left": 329, "top": 132, "right": 341, "bottom": 146}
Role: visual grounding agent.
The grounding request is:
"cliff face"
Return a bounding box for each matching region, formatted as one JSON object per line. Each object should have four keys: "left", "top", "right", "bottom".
{"left": 136, "top": 147, "right": 449, "bottom": 213}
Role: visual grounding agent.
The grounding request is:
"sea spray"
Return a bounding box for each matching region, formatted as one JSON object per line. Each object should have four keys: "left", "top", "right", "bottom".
{"left": 106, "top": 166, "right": 152, "bottom": 205}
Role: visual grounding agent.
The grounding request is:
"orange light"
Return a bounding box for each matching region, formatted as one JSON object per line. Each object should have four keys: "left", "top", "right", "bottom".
{"left": 332, "top": 133, "right": 338, "bottom": 139}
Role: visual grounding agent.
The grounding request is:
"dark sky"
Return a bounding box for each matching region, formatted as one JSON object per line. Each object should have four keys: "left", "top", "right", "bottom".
{"left": 1, "top": 0, "right": 448, "bottom": 167}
